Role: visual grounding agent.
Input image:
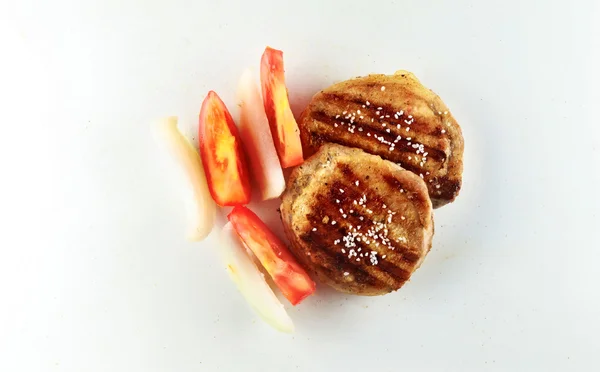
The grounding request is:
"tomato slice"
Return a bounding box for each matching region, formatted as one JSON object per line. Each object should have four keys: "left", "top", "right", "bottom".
{"left": 228, "top": 206, "right": 316, "bottom": 305}
{"left": 260, "top": 47, "right": 304, "bottom": 168}
{"left": 199, "top": 91, "right": 251, "bottom": 206}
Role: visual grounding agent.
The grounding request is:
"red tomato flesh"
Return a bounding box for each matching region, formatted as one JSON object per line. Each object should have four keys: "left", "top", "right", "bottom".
{"left": 260, "top": 47, "right": 304, "bottom": 168}
{"left": 228, "top": 205, "right": 316, "bottom": 305}
{"left": 199, "top": 91, "right": 251, "bottom": 206}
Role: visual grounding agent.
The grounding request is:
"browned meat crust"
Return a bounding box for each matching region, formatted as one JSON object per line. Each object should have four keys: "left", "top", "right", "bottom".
{"left": 298, "top": 71, "right": 464, "bottom": 208}
{"left": 281, "top": 144, "right": 434, "bottom": 295}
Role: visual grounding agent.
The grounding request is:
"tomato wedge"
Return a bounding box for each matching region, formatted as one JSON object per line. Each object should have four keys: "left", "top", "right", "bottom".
{"left": 199, "top": 91, "right": 251, "bottom": 206}
{"left": 260, "top": 47, "right": 304, "bottom": 168}
{"left": 228, "top": 206, "right": 316, "bottom": 305}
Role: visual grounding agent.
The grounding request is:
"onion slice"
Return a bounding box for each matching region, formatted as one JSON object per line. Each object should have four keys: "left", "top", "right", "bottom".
{"left": 237, "top": 69, "right": 286, "bottom": 200}
{"left": 219, "top": 222, "right": 295, "bottom": 333}
{"left": 155, "top": 116, "right": 215, "bottom": 241}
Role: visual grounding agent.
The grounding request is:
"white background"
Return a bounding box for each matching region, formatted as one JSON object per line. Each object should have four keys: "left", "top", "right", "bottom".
{"left": 1, "top": 0, "right": 599, "bottom": 371}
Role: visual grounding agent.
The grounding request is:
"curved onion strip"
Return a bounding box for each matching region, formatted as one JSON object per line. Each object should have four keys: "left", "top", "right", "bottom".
{"left": 219, "top": 223, "right": 294, "bottom": 333}
{"left": 237, "top": 69, "right": 286, "bottom": 200}
{"left": 155, "top": 116, "right": 215, "bottom": 241}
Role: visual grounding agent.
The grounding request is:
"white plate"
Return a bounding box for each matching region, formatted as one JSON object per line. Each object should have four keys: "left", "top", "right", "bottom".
{"left": 1, "top": 0, "right": 599, "bottom": 371}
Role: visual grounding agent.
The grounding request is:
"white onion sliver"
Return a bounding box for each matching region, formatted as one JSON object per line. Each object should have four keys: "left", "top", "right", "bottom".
{"left": 154, "top": 116, "right": 215, "bottom": 241}
{"left": 219, "top": 223, "right": 294, "bottom": 333}
{"left": 237, "top": 69, "right": 286, "bottom": 200}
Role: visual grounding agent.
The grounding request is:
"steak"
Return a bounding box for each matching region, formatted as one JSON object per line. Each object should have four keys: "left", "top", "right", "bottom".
{"left": 298, "top": 71, "right": 464, "bottom": 208}
{"left": 280, "top": 144, "right": 434, "bottom": 296}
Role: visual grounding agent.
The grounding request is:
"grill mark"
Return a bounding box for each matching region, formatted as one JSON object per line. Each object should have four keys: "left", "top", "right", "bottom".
{"left": 298, "top": 73, "right": 463, "bottom": 207}
{"left": 337, "top": 163, "right": 355, "bottom": 178}
{"left": 299, "top": 231, "right": 387, "bottom": 288}
{"left": 289, "top": 149, "right": 432, "bottom": 292}
{"left": 329, "top": 173, "right": 415, "bottom": 230}
{"left": 376, "top": 259, "right": 412, "bottom": 286}
{"left": 383, "top": 164, "right": 453, "bottom": 209}
{"left": 319, "top": 92, "right": 407, "bottom": 124}
{"left": 395, "top": 246, "right": 421, "bottom": 262}
{"left": 309, "top": 109, "right": 447, "bottom": 164}
{"left": 330, "top": 172, "right": 426, "bottom": 268}
{"left": 303, "top": 180, "right": 411, "bottom": 286}
{"left": 301, "top": 186, "right": 391, "bottom": 288}
{"left": 330, "top": 180, "right": 385, "bottom": 221}
{"left": 327, "top": 170, "right": 422, "bottom": 270}
{"left": 400, "top": 251, "right": 421, "bottom": 263}
{"left": 381, "top": 174, "right": 430, "bottom": 209}
{"left": 305, "top": 116, "right": 456, "bottom": 203}
{"left": 361, "top": 248, "right": 413, "bottom": 284}
{"left": 383, "top": 171, "right": 413, "bottom": 192}
{"left": 302, "top": 212, "right": 413, "bottom": 288}
{"left": 318, "top": 91, "right": 440, "bottom": 134}
{"left": 391, "top": 161, "right": 430, "bottom": 179}
{"left": 313, "top": 130, "right": 441, "bottom": 174}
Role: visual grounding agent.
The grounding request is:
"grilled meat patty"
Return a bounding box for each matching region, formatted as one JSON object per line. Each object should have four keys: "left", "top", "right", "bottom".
{"left": 281, "top": 144, "right": 434, "bottom": 296}
{"left": 298, "top": 71, "right": 464, "bottom": 208}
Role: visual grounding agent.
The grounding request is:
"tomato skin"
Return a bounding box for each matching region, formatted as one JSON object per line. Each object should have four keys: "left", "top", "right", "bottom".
{"left": 260, "top": 47, "right": 304, "bottom": 168}
{"left": 228, "top": 205, "right": 316, "bottom": 305}
{"left": 198, "top": 91, "right": 251, "bottom": 206}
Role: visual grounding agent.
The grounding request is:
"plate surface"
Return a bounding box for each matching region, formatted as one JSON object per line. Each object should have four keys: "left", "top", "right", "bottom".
{"left": 1, "top": 0, "right": 599, "bottom": 371}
